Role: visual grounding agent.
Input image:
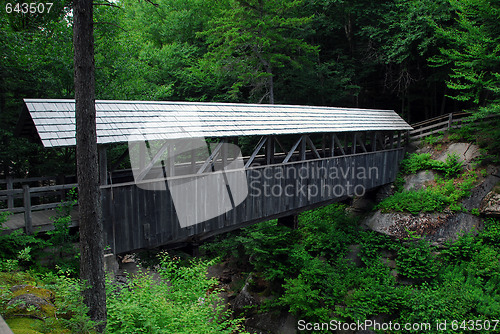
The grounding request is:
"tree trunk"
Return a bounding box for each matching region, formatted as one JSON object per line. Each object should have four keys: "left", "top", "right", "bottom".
{"left": 73, "top": 0, "right": 107, "bottom": 331}
{"left": 266, "top": 65, "right": 274, "bottom": 104}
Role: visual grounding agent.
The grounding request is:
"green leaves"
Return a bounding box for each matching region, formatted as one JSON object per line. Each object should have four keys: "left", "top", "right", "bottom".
{"left": 196, "top": 0, "right": 318, "bottom": 103}
{"left": 430, "top": 0, "right": 500, "bottom": 105}
{"left": 106, "top": 254, "right": 246, "bottom": 333}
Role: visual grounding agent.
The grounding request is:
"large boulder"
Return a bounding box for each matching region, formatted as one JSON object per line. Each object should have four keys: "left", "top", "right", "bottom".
{"left": 480, "top": 184, "right": 500, "bottom": 218}
{"left": 404, "top": 170, "right": 436, "bottom": 191}
{"left": 435, "top": 143, "right": 481, "bottom": 168}
{"left": 362, "top": 211, "right": 481, "bottom": 243}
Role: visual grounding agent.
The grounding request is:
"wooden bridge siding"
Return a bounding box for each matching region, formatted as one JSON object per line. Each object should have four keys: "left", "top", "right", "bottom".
{"left": 102, "top": 148, "right": 404, "bottom": 254}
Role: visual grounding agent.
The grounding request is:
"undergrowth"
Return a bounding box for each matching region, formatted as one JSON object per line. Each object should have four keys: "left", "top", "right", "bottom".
{"left": 202, "top": 203, "right": 500, "bottom": 333}
{"left": 377, "top": 152, "right": 479, "bottom": 214}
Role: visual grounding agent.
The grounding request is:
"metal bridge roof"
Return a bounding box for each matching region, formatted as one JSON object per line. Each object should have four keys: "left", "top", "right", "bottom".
{"left": 22, "top": 99, "right": 412, "bottom": 148}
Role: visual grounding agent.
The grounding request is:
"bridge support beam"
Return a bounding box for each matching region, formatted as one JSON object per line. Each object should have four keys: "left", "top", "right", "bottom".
{"left": 278, "top": 214, "right": 298, "bottom": 229}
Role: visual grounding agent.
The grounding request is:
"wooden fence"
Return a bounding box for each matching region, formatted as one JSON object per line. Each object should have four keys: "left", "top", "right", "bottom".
{"left": 0, "top": 176, "right": 77, "bottom": 234}
{"left": 408, "top": 112, "right": 471, "bottom": 141}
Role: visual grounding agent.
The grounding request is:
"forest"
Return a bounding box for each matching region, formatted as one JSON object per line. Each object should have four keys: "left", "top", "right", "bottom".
{"left": 1, "top": 0, "right": 500, "bottom": 178}
{"left": 1, "top": 0, "right": 500, "bottom": 333}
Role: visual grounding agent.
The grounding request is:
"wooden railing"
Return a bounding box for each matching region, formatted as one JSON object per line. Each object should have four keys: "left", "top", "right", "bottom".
{"left": 0, "top": 176, "right": 77, "bottom": 234}
{"left": 408, "top": 112, "right": 471, "bottom": 141}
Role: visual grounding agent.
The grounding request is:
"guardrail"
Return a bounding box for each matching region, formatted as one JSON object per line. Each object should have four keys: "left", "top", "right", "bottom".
{"left": 408, "top": 111, "right": 499, "bottom": 142}
{"left": 0, "top": 176, "right": 77, "bottom": 234}
{"left": 409, "top": 112, "right": 471, "bottom": 141}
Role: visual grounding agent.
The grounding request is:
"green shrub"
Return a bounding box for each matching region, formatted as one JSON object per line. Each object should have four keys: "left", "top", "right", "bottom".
{"left": 441, "top": 233, "right": 482, "bottom": 263}
{"left": 400, "top": 153, "right": 433, "bottom": 174}
{"left": 396, "top": 236, "right": 438, "bottom": 280}
{"left": 481, "top": 218, "right": 500, "bottom": 247}
{"left": 0, "top": 212, "right": 47, "bottom": 267}
{"left": 422, "top": 133, "right": 443, "bottom": 146}
{"left": 358, "top": 231, "right": 397, "bottom": 265}
{"left": 376, "top": 170, "right": 477, "bottom": 213}
{"left": 106, "top": 254, "right": 246, "bottom": 334}
{"left": 400, "top": 152, "right": 463, "bottom": 178}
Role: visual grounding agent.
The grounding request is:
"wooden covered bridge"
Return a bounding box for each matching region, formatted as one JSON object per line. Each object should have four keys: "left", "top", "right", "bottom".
{"left": 13, "top": 99, "right": 411, "bottom": 254}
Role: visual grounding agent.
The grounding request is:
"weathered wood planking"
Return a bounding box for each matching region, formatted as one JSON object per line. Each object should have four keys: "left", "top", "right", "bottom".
{"left": 102, "top": 148, "right": 404, "bottom": 254}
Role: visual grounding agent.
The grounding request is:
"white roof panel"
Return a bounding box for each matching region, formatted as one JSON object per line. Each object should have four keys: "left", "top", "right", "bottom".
{"left": 23, "top": 99, "right": 412, "bottom": 148}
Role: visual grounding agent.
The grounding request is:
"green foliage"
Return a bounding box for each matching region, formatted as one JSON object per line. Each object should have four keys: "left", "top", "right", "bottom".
{"left": 379, "top": 160, "right": 476, "bottom": 213}
{"left": 400, "top": 152, "right": 463, "bottom": 178}
{"left": 0, "top": 212, "right": 47, "bottom": 267}
{"left": 396, "top": 236, "right": 438, "bottom": 280}
{"left": 422, "top": 133, "right": 444, "bottom": 146}
{"left": 45, "top": 188, "right": 79, "bottom": 272}
{"left": 359, "top": 231, "right": 397, "bottom": 265}
{"left": 481, "top": 218, "right": 500, "bottom": 247}
{"left": 448, "top": 104, "right": 500, "bottom": 163}
{"left": 198, "top": 0, "right": 318, "bottom": 103}
{"left": 235, "top": 220, "right": 300, "bottom": 281}
{"left": 106, "top": 254, "right": 246, "bottom": 333}
{"left": 41, "top": 269, "right": 98, "bottom": 333}
{"left": 430, "top": 0, "right": 500, "bottom": 105}
{"left": 400, "top": 152, "right": 433, "bottom": 174}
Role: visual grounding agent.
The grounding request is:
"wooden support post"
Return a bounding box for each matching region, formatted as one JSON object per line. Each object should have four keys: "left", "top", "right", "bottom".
{"left": 274, "top": 136, "right": 286, "bottom": 154}
{"left": 447, "top": 113, "right": 453, "bottom": 129}
{"left": 331, "top": 134, "right": 335, "bottom": 157}
{"left": 283, "top": 136, "right": 303, "bottom": 163}
{"left": 321, "top": 134, "right": 326, "bottom": 158}
{"left": 344, "top": 133, "right": 349, "bottom": 154}
{"left": 23, "top": 185, "right": 33, "bottom": 235}
{"left": 352, "top": 133, "right": 357, "bottom": 154}
{"left": 57, "top": 174, "right": 66, "bottom": 202}
{"left": 244, "top": 136, "right": 267, "bottom": 168}
{"left": 139, "top": 141, "right": 146, "bottom": 171}
{"left": 191, "top": 145, "right": 196, "bottom": 174}
{"left": 305, "top": 135, "right": 321, "bottom": 159}
{"left": 167, "top": 142, "right": 175, "bottom": 176}
{"left": 333, "top": 134, "right": 345, "bottom": 155}
{"left": 6, "top": 176, "right": 13, "bottom": 209}
{"left": 265, "top": 136, "right": 274, "bottom": 165}
{"left": 356, "top": 133, "right": 367, "bottom": 153}
{"left": 397, "top": 131, "right": 402, "bottom": 148}
{"left": 300, "top": 135, "right": 306, "bottom": 160}
{"left": 389, "top": 131, "right": 394, "bottom": 149}
{"left": 371, "top": 132, "right": 377, "bottom": 152}
{"left": 198, "top": 141, "right": 224, "bottom": 174}
{"left": 277, "top": 214, "right": 298, "bottom": 229}
{"left": 98, "top": 145, "right": 108, "bottom": 186}
{"left": 377, "top": 131, "right": 386, "bottom": 149}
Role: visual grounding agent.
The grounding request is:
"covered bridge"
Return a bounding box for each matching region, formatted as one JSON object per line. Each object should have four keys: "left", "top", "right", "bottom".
{"left": 18, "top": 99, "right": 412, "bottom": 253}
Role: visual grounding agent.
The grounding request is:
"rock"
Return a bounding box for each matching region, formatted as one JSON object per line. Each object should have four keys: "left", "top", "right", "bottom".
{"left": 104, "top": 253, "right": 120, "bottom": 280}
{"left": 404, "top": 170, "right": 436, "bottom": 191}
{"left": 390, "top": 270, "right": 398, "bottom": 279}
{"left": 344, "top": 244, "right": 363, "bottom": 267}
{"left": 375, "top": 184, "right": 395, "bottom": 202}
{"left": 480, "top": 187, "right": 500, "bottom": 218}
{"left": 350, "top": 197, "right": 376, "bottom": 215}
{"left": 380, "top": 250, "right": 396, "bottom": 259}
{"left": 232, "top": 274, "right": 259, "bottom": 316}
{"left": 427, "top": 213, "right": 483, "bottom": 243}
{"left": 7, "top": 294, "right": 52, "bottom": 313}
{"left": 435, "top": 143, "right": 481, "bottom": 168}
{"left": 362, "top": 211, "right": 400, "bottom": 236}
{"left": 462, "top": 172, "right": 500, "bottom": 211}
{"left": 362, "top": 210, "right": 480, "bottom": 243}
{"left": 380, "top": 258, "right": 396, "bottom": 269}
{"left": 246, "top": 311, "right": 297, "bottom": 334}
